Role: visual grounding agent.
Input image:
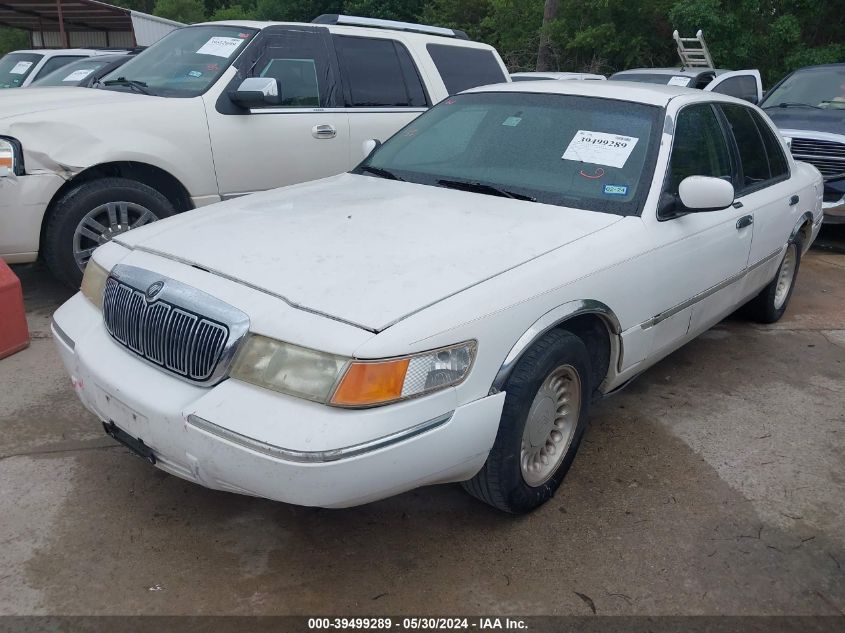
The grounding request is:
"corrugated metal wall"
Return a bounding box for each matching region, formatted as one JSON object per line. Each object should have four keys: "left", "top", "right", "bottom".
{"left": 130, "top": 12, "right": 181, "bottom": 47}
{"left": 31, "top": 31, "right": 136, "bottom": 48}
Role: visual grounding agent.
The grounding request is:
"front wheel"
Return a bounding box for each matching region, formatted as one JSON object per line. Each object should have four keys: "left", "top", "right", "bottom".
{"left": 744, "top": 238, "right": 802, "bottom": 324}
{"left": 462, "top": 329, "right": 591, "bottom": 514}
{"left": 43, "top": 178, "right": 175, "bottom": 288}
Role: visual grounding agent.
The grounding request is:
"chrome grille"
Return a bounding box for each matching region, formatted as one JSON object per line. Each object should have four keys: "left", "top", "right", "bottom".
{"left": 103, "top": 277, "right": 230, "bottom": 381}
{"left": 790, "top": 137, "right": 845, "bottom": 178}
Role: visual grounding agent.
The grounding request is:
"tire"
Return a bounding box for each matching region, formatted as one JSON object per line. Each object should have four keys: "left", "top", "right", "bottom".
{"left": 462, "top": 329, "right": 592, "bottom": 514}
{"left": 43, "top": 177, "right": 175, "bottom": 288}
{"left": 744, "top": 237, "right": 803, "bottom": 324}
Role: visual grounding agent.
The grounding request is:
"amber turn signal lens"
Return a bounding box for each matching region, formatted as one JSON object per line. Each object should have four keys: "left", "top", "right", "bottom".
{"left": 330, "top": 359, "right": 410, "bottom": 407}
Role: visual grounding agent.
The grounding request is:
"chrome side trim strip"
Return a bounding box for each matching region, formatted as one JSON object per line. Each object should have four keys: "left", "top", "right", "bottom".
{"left": 186, "top": 412, "right": 453, "bottom": 463}
{"left": 641, "top": 248, "right": 782, "bottom": 330}
{"left": 51, "top": 318, "right": 75, "bottom": 351}
{"left": 490, "top": 299, "right": 621, "bottom": 393}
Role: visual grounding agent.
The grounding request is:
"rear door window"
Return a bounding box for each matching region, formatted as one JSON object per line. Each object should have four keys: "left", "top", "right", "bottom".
{"left": 0, "top": 52, "right": 43, "bottom": 87}
{"left": 719, "top": 104, "right": 790, "bottom": 190}
{"left": 709, "top": 75, "right": 758, "bottom": 102}
{"left": 426, "top": 44, "right": 507, "bottom": 94}
{"left": 334, "top": 36, "right": 427, "bottom": 107}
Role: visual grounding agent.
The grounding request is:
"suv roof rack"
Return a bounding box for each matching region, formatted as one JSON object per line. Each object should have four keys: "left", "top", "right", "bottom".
{"left": 673, "top": 29, "right": 714, "bottom": 69}
{"left": 312, "top": 14, "right": 469, "bottom": 40}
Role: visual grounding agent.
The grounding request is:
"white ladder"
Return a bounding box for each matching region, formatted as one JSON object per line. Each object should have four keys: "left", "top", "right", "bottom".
{"left": 673, "top": 30, "right": 714, "bottom": 69}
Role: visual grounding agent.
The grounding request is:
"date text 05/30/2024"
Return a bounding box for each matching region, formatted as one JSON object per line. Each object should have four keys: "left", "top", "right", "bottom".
{"left": 307, "top": 618, "right": 528, "bottom": 630}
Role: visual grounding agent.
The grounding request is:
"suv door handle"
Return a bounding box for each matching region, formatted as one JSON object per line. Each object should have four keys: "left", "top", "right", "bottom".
{"left": 736, "top": 215, "right": 753, "bottom": 230}
{"left": 312, "top": 124, "right": 337, "bottom": 139}
{"left": 789, "top": 195, "right": 799, "bottom": 206}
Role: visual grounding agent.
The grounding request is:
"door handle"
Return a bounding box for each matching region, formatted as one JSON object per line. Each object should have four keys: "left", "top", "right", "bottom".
{"left": 736, "top": 215, "right": 753, "bottom": 230}
{"left": 312, "top": 124, "right": 337, "bottom": 139}
{"left": 788, "top": 195, "right": 799, "bottom": 206}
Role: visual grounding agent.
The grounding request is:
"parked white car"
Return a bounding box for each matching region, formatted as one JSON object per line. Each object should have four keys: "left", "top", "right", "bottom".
{"left": 0, "top": 48, "right": 126, "bottom": 89}
{"left": 0, "top": 16, "right": 508, "bottom": 287}
{"left": 53, "top": 81, "right": 823, "bottom": 513}
{"left": 609, "top": 67, "right": 764, "bottom": 104}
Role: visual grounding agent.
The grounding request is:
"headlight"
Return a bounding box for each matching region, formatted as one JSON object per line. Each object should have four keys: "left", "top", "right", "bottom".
{"left": 80, "top": 259, "right": 109, "bottom": 309}
{"left": 0, "top": 137, "right": 20, "bottom": 176}
{"left": 230, "top": 337, "right": 476, "bottom": 408}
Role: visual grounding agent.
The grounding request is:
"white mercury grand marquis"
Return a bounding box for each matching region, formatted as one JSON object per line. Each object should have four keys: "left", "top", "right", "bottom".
{"left": 53, "top": 81, "right": 824, "bottom": 513}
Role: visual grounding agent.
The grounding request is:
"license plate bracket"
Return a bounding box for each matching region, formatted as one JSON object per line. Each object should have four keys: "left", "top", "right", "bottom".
{"left": 103, "top": 421, "right": 157, "bottom": 465}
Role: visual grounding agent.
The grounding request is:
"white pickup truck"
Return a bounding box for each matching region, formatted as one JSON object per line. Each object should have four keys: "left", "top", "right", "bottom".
{"left": 0, "top": 15, "right": 509, "bottom": 286}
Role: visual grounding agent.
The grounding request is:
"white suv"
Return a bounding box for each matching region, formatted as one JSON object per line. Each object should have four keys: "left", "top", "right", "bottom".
{"left": 0, "top": 48, "right": 124, "bottom": 88}
{"left": 0, "top": 16, "right": 508, "bottom": 286}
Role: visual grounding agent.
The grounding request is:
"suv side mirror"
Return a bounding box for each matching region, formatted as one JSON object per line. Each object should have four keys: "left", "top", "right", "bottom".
{"left": 362, "top": 139, "right": 382, "bottom": 158}
{"left": 678, "top": 176, "right": 735, "bottom": 212}
{"left": 229, "top": 77, "right": 281, "bottom": 109}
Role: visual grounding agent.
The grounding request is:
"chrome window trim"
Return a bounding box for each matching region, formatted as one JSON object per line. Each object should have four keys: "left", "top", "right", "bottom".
{"left": 105, "top": 264, "right": 250, "bottom": 386}
{"left": 186, "top": 411, "right": 453, "bottom": 463}
{"left": 247, "top": 106, "right": 428, "bottom": 114}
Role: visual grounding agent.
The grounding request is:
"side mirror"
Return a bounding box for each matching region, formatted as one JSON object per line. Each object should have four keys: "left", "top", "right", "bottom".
{"left": 362, "top": 138, "right": 382, "bottom": 158}
{"left": 229, "top": 77, "right": 281, "bottom": 109}
{"left": 678, "top": 176, "right": 735, "bottom": 212}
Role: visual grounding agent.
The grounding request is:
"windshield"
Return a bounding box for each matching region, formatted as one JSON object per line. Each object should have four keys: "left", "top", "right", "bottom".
{"left": 0, "top": 52, "right": 43, "bottom": 88}
{"left": 355, "top": 92, "right": 661, "bottom": 215}
{"left": 100, "top": 25, "right": 256, "bottom": 97}
{"left": 32, "top": 57, "right": 115, "bottom": 86}
{"left": 610, "top": 72, "right": 695, "bottom": 87}
{"left": 762, "top": 66, "right": 845, "bottom": 110}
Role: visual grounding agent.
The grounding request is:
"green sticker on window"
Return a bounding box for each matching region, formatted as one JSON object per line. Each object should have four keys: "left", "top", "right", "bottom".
{"left": 502, "top": 116, "right": 522, "bottom": 127}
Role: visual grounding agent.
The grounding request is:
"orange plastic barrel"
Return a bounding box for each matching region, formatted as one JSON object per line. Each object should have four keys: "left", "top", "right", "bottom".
{"left": 0, "top": 260, "right": 29, "bottom": 359}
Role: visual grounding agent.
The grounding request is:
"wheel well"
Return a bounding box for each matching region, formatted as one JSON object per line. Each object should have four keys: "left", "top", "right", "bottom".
{"left": 555, "top": 313, "right": 613, "bottom": 393}
{"left": 799, "top": 219, "right": 813, "bottom": 253}
{"left": 40, "top": 161, "right": 193, "bottom": 247}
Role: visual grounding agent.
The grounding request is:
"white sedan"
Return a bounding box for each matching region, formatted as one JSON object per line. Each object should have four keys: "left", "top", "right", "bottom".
{"left": 53, "top": 81, "right": 823, "bottom": 513}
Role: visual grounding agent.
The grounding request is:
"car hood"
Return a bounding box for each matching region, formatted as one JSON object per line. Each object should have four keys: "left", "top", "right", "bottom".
{"left": 0, "top": 86, "right": 145, "bottom": 120}
{"left": 764, "top": 107, "right": 845, "bottom": 136}
{"left": 116, "top": 174, "right": 621, "bottom": 332}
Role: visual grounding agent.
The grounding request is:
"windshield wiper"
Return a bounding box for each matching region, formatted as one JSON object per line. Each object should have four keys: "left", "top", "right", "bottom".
{"left": 359, "top": 165, "right": 404, "bottom": 181}
{"left": 763, "top": 102, "right": 822, "bottom": 110}
{"left": 103, "top": 77, "right": 150, "bottom": 95}
{"left": 436, "top": 178, "right": 536, "bottom": 202}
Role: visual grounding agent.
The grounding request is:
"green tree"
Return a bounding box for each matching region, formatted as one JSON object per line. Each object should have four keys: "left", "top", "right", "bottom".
{"left": 153, "top": 0, "right": 207, "bottom": 23}
{"left": 0, "top": 27, "right": 30, "bottom": 56}
{"left": 210, "top": 2, "right": 256, "bottom": 20}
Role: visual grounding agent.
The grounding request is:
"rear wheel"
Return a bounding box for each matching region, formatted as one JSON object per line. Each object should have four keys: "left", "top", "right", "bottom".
{"left": 462, "top": 329, "right": 591, "bottom": 513}
{"left": 744, "top": 238, "right": 802, "bottom": 324}
{"left": 44, "top": 178, "right": 174, "bottom": 288}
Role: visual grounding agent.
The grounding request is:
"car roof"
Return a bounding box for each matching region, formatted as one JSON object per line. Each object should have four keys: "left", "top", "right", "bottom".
{"left": 611, "top": 67, "right": 732, "bottom": 76}
{"left": 11, "top": 48, "right": 112, "bottom": 56}
{"left": 511, "top": 71, "right": 606, "bottom": 80}
{"left": 466, "top": 79, "right": 728, "bottom": 106}
{"left": 192, "top": 20, "right": 493, "bottom": 46}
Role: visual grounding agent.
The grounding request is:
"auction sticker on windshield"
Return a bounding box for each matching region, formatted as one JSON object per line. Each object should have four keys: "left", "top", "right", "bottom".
{"left": 63, "top": 69, "right": 94, "bottom": 82}
{"left": 10, "top": 61, "right": 32, "bottom": 75}
{"left": 196, "top": 36, "right": 243, "bottom": 58}
{"left": 562, "top": 130, "right": 639, "bottom": 168}
{"left": 667, "top": 76, "right": 691, "bottom": 87}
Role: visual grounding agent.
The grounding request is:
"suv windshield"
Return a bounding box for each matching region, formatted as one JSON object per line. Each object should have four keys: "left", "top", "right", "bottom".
{"left": 32, "top": 56, "right": 115, "bottom": 86}
{"left": 0, "top": 52, "right": 43, "bottom": 88}
{"left": 355, "top": 92, "right": 661, "bottom": 215}
{"left": 100, "top": 25, "right": 256, "bottom": 97}
{"left": 762, "top": 65, "right": 845, "bottom": 110}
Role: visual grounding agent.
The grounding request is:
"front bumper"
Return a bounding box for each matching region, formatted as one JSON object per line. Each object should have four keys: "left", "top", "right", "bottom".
{"left": 0, "top": 172, "right": 65, "bottom": 263}
{"left": 52, "top": 293, "right": 504, "bottom": 508}
{"left": 822, "top": 188, "right": 845, "bottom": 224}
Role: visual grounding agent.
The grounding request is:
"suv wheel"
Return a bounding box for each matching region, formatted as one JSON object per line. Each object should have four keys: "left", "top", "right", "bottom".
{"left": 462, "top": 329, "right": 591, "bottom": 513}
{"left": 44, "top": 178, "right": 175, "bottom": 288}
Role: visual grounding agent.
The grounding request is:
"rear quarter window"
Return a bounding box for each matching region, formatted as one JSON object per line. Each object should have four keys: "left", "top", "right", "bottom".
{"left": 426, "top": 44, "right": 507, "bottom": 94}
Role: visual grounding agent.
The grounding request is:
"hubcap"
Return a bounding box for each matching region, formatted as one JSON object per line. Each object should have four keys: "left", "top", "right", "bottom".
{"left": 520, "top": 364, "right": 581, "bottom": 487}
{"left": 73, "top": 201, "right": 158, "bottom": 270}
{"left": 773, "top": 244, "right": 797, "bottom": 310}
